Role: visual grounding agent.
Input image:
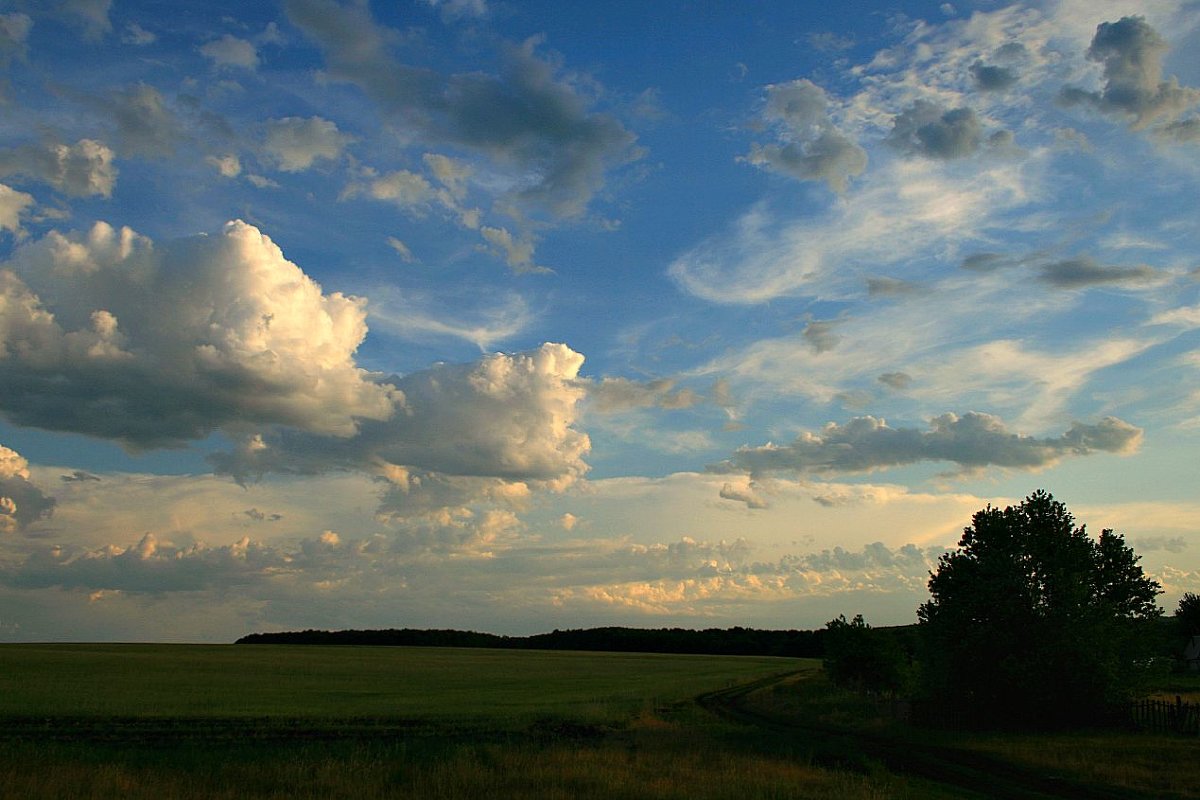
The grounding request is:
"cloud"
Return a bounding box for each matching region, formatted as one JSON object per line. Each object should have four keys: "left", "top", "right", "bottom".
{"left": 107, "top": 84, "right": 185, "bottom": 158}
{"left": 961, "top": 252, "right": 1017, "bottom": 272}
{"left": 200, "top": 34, "right": 259, "bottom": 70}
{"left": 867, "top": 277, "right": 921, "bottom": 297}
{"left": 1037, "top": 256, "right": 1158, "bottom": 288}
{"left": 709, "top": 412, "right": 1142, "bottom": 478}
{"left": 802, "top": 319, "right": 840, "bottom": 353}
{"left": 367, "top": 287, "right": 532, "bottom": 350}
{"left": 670, "top": 156, "right": 1028, "bottom": 303}
{"left": 5, "top": 533, "right": 290, "bottom": 593}
{"left": 263, "top": 116, "right": 352, "bottom": 172}
{"left": 343, "top": 169, "right": 435, "bottom": 208}
{"left": 59, "top": 0, "right": 111, "bottom": 40}
{"left": 420, "top": 0, "right": 488, "bottom": 21}
{"left": 0, "top": 13, "right": 31, "bottom": 65}
{"left": 60, "top": 470, "right": 100, "bottom": 483}
{"left": 969, "top": 60, "right": 1018, "bottom": 92}
{"left": 1133, "top": 536, "right": 1187, "bottom": 554}
{"left": 718, "top": 481, "right": 768, "bottom": 509}
{"left": 1158, "top": 117, "right": 1200, "bottom": 143}
{"left": 0, "top": 184, "right": 34, "bottom": 235}
{"left": 0, "top": 444, "right": 55, "bottom": 532}
{"left": 1060, "top": 16, "right": 1199, "bottom": 130}
{"left": 211, "top": 342, "right": 589, "bottom": 489}
{"left": 0, "top": 139, "right": 117, "bottom": 198}
{"left": 206, "top": 154, "right": 241, "bottom": 178}
{"left": 479, "top": 226, "right": 550, "bottom": 275}
{"left": 385, "top": 237, "right": 415, "bottom": 262}
{"left": 586, "top": 377, "right": 700, "bottom": 413}
{"left": 121, "top": 22, "right": 155, "bottom": 46}
{"left": 283, "top": 0, "right": 638, "bottom": 218}
{"left": 878, "top": 372, "right": 913, "bottom": 390}
{"left": 551, "top": 539, "right": 942, "bottom": 616}
{"left": 806, "top": 32, "right": 853, "bottom": 53}
{"left": 743, "top": 80, "right": 867, "bottom": 193}
{"left": 887, "top": 101, "right": 984, "bottom": 160}
{"left": 0, "top": 220, "right": 396, "bottom": 448}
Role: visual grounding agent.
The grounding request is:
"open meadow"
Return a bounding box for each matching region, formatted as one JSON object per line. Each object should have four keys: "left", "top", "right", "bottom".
{"left": 2, "top": 643, "right": 1198, "bottom": 799}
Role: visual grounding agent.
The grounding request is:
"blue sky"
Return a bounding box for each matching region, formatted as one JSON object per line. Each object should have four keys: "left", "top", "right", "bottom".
{"left": 1, "top": 0, "right": 1199, "bottom": 641}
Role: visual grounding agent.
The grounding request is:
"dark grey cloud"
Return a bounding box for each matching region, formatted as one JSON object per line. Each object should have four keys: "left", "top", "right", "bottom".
{"left": 105, "top": 84, "right": 186, "bottom": 158}
{"left": 709, "top": 412, "right": 1142, "bottom": 477}
{"left": 1038, "top": 257, "right": 1157, "bottom": 288}
{"left": 802, "top": 319, "right": 840, "bottom": 353}
{"left": 284, "top": 0, "right": 637, "bottom": 218}
{"left": 1158, "top": 117, "right": 1200, "bottom": 143}
{"left": 0, "top": 139, "right": 116, "bottom": 197}
{"left": 60, "top": 471, "right": 100, "bottom": 483}
{"left": 970, "top": 60, "right": 1018, "bottom": 92}
{"left": 867, "top": 277, "right": 921, "bottom": 297}
{"left": 877, "top": 372, "right": 912, "bottom": 390}
{"left": 887, "top": 101, "right": 984, "bottom": 159}
{"left": 1060, "top": 16, "right": 1199, "bottom": 130}
{"left": 961, "top": 252, "right": 1014, "bottom": 272}
{"left": 744, "top": 79, "right": 866, "bottom": 193}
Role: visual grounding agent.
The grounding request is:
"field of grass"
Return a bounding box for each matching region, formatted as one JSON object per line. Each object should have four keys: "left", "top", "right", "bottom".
{"left": 3, "top": 644, "right": 922, "bottom": 799}
{"left": 0, "top": 643, "right": 796, "bottom": 722}
{"left": 4, "top": 643, "right": 1198, "bottom": 799}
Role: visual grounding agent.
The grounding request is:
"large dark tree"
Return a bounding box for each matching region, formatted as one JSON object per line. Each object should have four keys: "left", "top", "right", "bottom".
{"left": 917, "top": 490, "right": 1161, "bottom": 728}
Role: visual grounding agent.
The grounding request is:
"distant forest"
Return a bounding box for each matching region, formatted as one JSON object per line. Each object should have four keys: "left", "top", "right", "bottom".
{"left": 234, "top": 626, "right": 894, "bottom": 658}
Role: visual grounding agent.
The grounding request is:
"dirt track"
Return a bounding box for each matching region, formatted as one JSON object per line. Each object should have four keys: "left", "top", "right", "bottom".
{"left": 696, "top": 672, "right": 1183, "bottom": 800}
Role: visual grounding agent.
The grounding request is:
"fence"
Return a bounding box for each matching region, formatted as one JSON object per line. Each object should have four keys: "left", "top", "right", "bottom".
{"left": 903, "top": 695, "right": 1200, "bottom": 733}
{"left": 1128, "top": 696, "right": 1200, "bottom": 735}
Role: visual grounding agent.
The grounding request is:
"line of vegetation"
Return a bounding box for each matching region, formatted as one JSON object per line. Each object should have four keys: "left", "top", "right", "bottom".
{"left": 236, "top": 625, "right": 831, "bottom": 657}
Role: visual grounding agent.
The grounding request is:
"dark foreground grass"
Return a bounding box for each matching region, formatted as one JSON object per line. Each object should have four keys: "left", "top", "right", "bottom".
{"left": 2, "top": 644, "right": 933, "bottom": 799}
{"left": 744, "top": 669, "right": 1200, "bottom": 799}
{"left": 0, "top": 725, "right": 943, "bottom": 800}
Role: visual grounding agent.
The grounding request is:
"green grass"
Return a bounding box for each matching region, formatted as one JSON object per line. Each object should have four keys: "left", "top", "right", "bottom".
{"left": 8, "top": 643, "right": 1194, "bottom": 799}
{"left": 1, "top": 644, "right": 933, "bottom": 799}
{"left": 0, "top": 643, "right": 799, "bottom": 721}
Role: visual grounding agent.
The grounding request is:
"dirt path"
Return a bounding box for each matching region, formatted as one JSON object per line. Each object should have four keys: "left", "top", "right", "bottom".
{"left": 696, "top": 672, "right": 1179, "bottom": 800}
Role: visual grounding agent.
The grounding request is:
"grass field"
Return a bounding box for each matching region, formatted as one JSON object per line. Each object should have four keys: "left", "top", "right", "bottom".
{"left": 3, "top": 643, "right": 1198, "bottom": 799}
{"left": 0, "top": 643, "right": 796, "bottom": 721}
{"left": 2, "top": 644, "right": 892, "bottom": 800}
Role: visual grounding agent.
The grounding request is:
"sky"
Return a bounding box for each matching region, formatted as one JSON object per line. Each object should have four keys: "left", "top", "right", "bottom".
{"left": 0, "top": 0, "right": 1198, "bottom": 642}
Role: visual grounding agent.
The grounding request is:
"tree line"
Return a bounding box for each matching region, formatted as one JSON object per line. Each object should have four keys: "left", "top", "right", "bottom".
{"left": 236, "top": 625, "right": 832, "bottom": 657}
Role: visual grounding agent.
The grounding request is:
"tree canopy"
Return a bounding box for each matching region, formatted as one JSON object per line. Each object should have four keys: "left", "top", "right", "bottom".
{"left": 917, "top": 490, "right": 1161, "bottom": 728}
{"left": 1177, "top": 592, "right": 1200, "bottom": 638}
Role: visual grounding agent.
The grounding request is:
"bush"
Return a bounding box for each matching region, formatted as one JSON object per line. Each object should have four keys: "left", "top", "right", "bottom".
{"left": 823, "top": 614, "right": 909, "bottom": 696}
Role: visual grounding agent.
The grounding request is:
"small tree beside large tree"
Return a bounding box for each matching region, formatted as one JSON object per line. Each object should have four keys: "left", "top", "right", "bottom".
{"left": 918, "top": 490, "right": 1161, "bottom": 728}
